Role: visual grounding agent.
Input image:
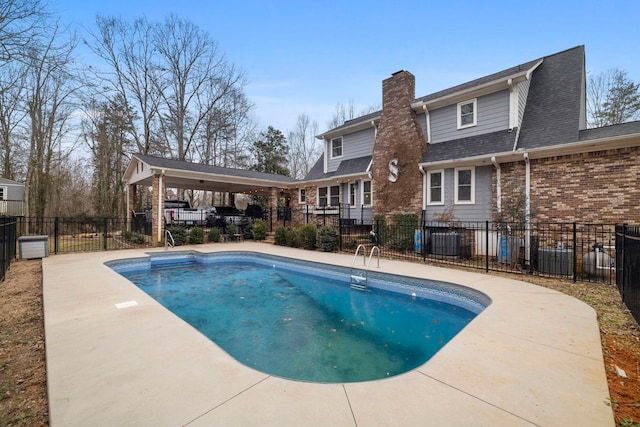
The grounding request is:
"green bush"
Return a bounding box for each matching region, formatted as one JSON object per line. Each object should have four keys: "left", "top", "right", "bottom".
{"left": 274, "top": 226, "right": 287, "bottom": 246}
{"left": 208, "top": 227, "right": 221, "bottom": 243}
{"left": 167, "top": 226, "right": 186, "bottom": 246}
{"left": 243, "top": 223, "right": 254, "bottom": 240}
{"left": 189, "top": 226, "right": 205, "bottom": 244}
{"left": 390, "top": 214, "right": 419, "bottom": 252}
{"left": 316, "top": 226, "right": 339, "bottom": 252}
{"left": 284, "top": 227, "right": 300, "bottom": 247}
{"left": 122, "top": 230, "right": 146, "bottom": 244}
{"left": 227, "top": 223, "right": 237, "bottom": 236}
{"left": 299, "top": 224, "right": 317, "bottom": 250}
{"left": 252, "top": 221, "right": 267, "bottom": 240}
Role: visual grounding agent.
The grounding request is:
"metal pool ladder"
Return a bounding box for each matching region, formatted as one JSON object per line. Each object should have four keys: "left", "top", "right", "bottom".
{"left": 350, "top": 244, "right": 380, "bottom": 291}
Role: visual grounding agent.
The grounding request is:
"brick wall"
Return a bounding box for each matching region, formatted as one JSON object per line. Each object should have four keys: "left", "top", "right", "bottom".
{"left": 499, "top": 146, "right": 640, "bottom": 224}
{"left": 371, "top": 71, "right": 426, "bottom": 223}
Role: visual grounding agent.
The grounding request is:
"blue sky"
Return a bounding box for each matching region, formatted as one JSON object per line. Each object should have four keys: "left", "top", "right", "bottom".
{"left": 55, "top": 0, "right": 640, "bottom": 134}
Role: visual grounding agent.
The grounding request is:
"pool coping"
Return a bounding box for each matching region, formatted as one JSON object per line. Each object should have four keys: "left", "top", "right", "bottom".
{"left": 42, "top": 243, "right": 614, "bottom": 426}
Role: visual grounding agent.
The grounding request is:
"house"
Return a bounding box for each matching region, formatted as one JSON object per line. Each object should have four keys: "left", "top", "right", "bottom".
{"left": 125, "top": 45, "right": 640, "bottom": 246}
{"left": 0, "top": 177, "right": 25, "bottom": 217}
{"left": 295, "top": 46, "right": 640, "bottom": 226}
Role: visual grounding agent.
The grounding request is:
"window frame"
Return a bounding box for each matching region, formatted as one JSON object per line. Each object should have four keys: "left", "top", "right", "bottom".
{"left": 298, "top": 188, "right": 306, "bottom": 204}
{"left": 317, "top": 185, "right": 340, "bottom": 207}
{"left": 426, "top": 169, "right": 444, "bottom": 206}
{"left": 454, "top": 167, "right": 475, "bottom": 205}
{"left": 457, "top": 98, "right": 477, "bottom": 129}
{"left": 361, "top": 180, "right": 372, "bottom": 207}
{"left": 330, "top": 137, "right": 343, "bottom": 159}
{"left": 349, "top": 183, "right": 357, "bottom": 207}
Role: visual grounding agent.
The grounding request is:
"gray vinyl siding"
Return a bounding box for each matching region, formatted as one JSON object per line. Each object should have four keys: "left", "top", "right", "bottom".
{"left": 424, "top": 166, "right": 493, "bottom": 222}
{"left": 0, "top": 182, "right": 25, "bottom": 200}
{"left": 517, "top": 79, "right": 531, "bottom": 126}
{"left": 429, "top": 90, "right": 510, "bottom": 143}
{"left": 340, "top": 181, "right": 373, "bottom": 223}
{"left": 417, "top": 113, "right": 428, "bottom": 141}
{"left": 326, "top": 128, "right": 375, "bottom": 172}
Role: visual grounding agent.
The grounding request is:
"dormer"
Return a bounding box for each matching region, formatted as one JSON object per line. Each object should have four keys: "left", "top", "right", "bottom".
{"left": 411, "top": 59, "right": 543, "bottom": 144}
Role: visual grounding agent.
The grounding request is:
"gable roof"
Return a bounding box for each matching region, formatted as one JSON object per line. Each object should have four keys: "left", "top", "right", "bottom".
{"left": 0, "top": 177, "right": 24, "bottom": 186}
{"left": 130, "top": 154, "right": 298, "bottom": 184}
{"left": 516, "top": 46, "right": 585, "bottom": 150}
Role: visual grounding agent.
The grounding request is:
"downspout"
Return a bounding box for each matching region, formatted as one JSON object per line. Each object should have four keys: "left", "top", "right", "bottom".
{"left": 491, "top": 156, "right": 501, "bottom": 214}
{"left": 523, "top": 153, "right": 531, "bottom": 266}
{"left": 422, "top": 105, "right": 431, "bottom": 142}
{"left": 419, "top": 165, "right": 427, "bottom": 211}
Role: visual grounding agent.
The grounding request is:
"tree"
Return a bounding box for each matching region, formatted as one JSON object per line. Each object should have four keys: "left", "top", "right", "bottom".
{"left": 0, "top": 60, "right": 28, "bottom": 179}
{"left": 251, "top": 126, "right": 290, "bottom": 176}
{"left": 0, "top": 0, "right": 49, "bottom": 64}
{"left": 287, "top": 113, "right": 321, "bottom": 179}
{"left": 587, "top": 68, "right": 640, "bottom": 127}
{"left": 24, "top": 22, "right": 80, "bottom": 217}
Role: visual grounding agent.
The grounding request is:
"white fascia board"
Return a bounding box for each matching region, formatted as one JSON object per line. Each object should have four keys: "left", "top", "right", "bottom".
{"left": 316, "top": 116, "right": 380, "bottom": 140}
{"left": 411, "top": 69, "right": 535, "bottom": 112}
{"left": 297, "top": 172, "right": 370, "bottom": 186}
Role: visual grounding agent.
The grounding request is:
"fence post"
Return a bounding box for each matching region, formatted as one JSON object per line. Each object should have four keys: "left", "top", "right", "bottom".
{"left": 103, "top": 218, "right": 108, "bottom": 251}
{"left": 486, "top": 221, "right": 490, "bottom": 272}
{"left": 54, "top": 217, "right": 59, "bottom": 255}
{"left": 622, "top": 224, "right": 627, "bottom": 299}
{"left": 572, "top": 222, "right": 577, "bottom": 283}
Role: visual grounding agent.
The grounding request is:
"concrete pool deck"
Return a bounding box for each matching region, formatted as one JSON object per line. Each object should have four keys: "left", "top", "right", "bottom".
{"left": 43, "top": 243, "right": 614, "bottom": 426}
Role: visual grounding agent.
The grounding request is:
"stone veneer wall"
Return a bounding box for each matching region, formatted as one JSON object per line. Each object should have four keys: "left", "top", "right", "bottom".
{"left": 371, "top": 71, "right": 426, "bottom": 223}
{"left": 499, "top": 146, "right": 640, "bottom": 224}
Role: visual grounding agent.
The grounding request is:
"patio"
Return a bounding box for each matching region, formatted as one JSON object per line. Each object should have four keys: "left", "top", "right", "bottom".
{"left": 43, "top": 243, "right": 614, "bottom": 426}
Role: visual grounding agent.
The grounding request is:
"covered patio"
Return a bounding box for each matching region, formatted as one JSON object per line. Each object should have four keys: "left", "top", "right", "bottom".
{"left": 123, "top": 154, "right": 300, "bottom": 244}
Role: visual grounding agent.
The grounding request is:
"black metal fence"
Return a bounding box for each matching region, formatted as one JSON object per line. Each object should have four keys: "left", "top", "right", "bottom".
{"left": 338, "top": 219, "right": 618, "bottom": 283}
{"left": 16, "top": 216, "right": 154, "bottom": 254}
{"left": 0, "top": 217, "right": 17, "bottom": 282}
{"left": 616, "top": 225, "right": 640, "bottom": 324}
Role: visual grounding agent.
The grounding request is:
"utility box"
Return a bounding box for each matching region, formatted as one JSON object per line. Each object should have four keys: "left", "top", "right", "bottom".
{"left": 18, "top": 235, "right": 49, "bottom": 259}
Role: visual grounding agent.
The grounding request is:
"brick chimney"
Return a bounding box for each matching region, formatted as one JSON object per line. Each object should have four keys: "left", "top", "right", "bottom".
{"left": 371, "top": 70, "right": 426, "bottom": 221}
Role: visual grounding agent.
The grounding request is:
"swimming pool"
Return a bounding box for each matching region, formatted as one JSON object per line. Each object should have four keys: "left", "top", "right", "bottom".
{"left": 108, "top": 251, "right": 490, "bottom": 383}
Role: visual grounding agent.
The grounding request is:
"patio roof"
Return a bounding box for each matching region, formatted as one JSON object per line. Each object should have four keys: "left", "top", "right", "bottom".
{"left": 124, "top": 154, "right": 300, "bottom": 196}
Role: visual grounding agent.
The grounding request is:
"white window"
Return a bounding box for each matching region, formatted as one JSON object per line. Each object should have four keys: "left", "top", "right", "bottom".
{"left": 362, "top": 180, "right": 372, "bottom": 206}
{"left": 0, "top": 186, "right": 6, "bottom": 200}
{"left": 298, "top": 188, "right": 306, "bottom": 204}
{"left": 318, "top": 185, "right": 340, "bottom": 207}
{"left": 457, "top": 99, "right": 477, "bottom": 129}
{"left": 455, "top": 167, "right": 475, "bottom": 204}
{"left": 427, "top": 170, "right": 444, "bottom": 205}
{"left": 331, "top": 137, "right": 343, "bottom": 159}
{"left": 349, "top": 183, "right": 357, "bottom": 207}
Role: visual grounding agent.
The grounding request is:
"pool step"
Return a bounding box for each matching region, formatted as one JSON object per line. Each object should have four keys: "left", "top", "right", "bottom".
{"left": 350, "top": 273, "right": 367, "bottom": 291}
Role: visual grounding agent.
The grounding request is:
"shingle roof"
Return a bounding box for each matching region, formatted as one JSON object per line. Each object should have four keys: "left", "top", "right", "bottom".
{"left": 579, "top": 120, "right": 640, "bottom": 141}
{"left": 516, "top": 46, "right": 585, "bottom": 149}
{"left": 134, "top": 154, "right": 298, "bottom": 183}
{"left": 420, "top": 130, "right": 517, "bottom": 163}
{"left": 303, "top": 155, "right": 371, "bottom": 181}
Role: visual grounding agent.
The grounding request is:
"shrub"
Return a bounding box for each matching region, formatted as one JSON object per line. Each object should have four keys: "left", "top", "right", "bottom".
{"left": 122, "top": 230, "right": 146, "bottom": 244}
{"left": 208, "top": 227, "right": 221, "bottom": 243}
{"left": 316, "top": 226, "right": 339, "bottom": 252}
{"left": 284, "top": 227, "right": 300, "bottom": 247}
{"left": 243, "top": 223, "right": 254, "bottom": 240}
{"left": 167, "top": 226, "right": 186, "bottom": 246}
{"left": 189, "top": 226, "right": 205, "bottom": 244}
{"left": 390, "top": 214, "right": 419, "bottom": 252}
{"left": 274, "top": 226, "right": 287, "bottom": 246}
{"left": 299, "top": 224, "right": 317, "bottom": 250}
{"left": 226, "top": 223, "right": 237, "bottom": 236}
{"left": 252, "top": 221, "right": 267, "bottom": 240}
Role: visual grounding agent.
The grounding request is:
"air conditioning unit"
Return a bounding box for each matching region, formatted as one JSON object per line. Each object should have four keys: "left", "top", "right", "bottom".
{"left": 538, "top": 248, "right": 573, "bottom": 277}
{"left": 432, "top": 232, "right": 460, "bottom": 256}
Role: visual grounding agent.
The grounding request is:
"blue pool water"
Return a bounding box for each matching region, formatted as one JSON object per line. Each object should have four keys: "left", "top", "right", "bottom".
{"left": 108, "top": 252, "right": 489, "bottom": 383}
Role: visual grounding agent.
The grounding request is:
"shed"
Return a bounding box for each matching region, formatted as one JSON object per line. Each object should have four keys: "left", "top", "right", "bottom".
{"left": 0, "top": 177, "right": 25, "bottom": 216}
